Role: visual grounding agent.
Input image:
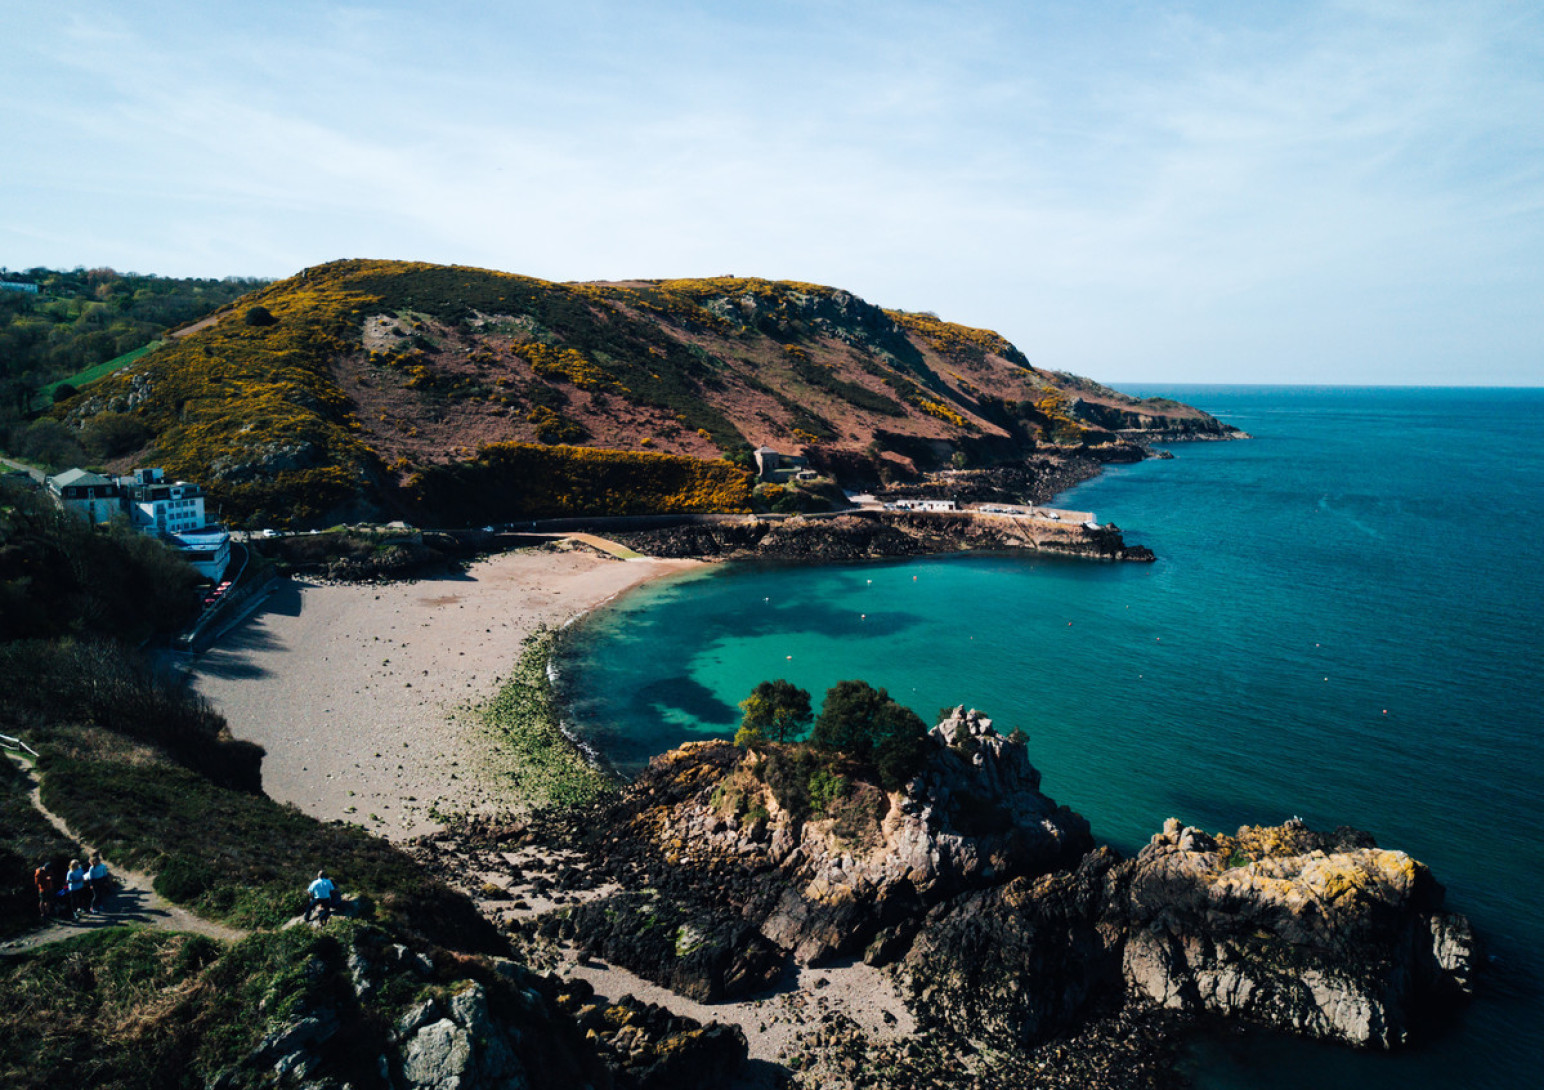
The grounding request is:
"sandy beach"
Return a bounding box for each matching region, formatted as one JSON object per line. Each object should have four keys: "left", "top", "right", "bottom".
{"left": 192, "top": 545, "right": 700, "bottom": 840}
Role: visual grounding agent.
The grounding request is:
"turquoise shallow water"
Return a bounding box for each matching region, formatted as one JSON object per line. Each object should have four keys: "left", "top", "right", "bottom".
{"left": 558, "top": 386, "right": 1544, "bottom": 1086}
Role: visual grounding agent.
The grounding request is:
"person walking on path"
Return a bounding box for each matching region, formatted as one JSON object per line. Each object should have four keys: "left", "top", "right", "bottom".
{"left": 34, "top": 861, "right": 56, "bottom": 920}
{"left": 87, "top": 854, "right": 110, "bottom": 914}
{"left": 303, "top": 870, "right": 338, "bottom": 923}
{"left": 64, "top": 859, "right": 87, "bottom": 920}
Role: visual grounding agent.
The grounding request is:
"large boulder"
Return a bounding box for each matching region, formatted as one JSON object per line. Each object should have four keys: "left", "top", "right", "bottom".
{"left": 1113, "top": 817, "right": 1477, "bottom": 1047}
{"left": 895, "top": 816, "right": 1477, "bottom": 1052}
{"left": 545, "top": 712, "right": 1094, "bottom": 995}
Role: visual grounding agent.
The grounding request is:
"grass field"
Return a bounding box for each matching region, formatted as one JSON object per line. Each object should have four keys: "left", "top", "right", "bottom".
{"left": 36, "top": 341, "right": 162, "bottom": 408}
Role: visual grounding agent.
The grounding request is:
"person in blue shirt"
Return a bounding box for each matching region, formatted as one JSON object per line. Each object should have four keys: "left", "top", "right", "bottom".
{"left": 304, "top": 870, "right": 340, "bottom": 922}
{"left": 64, "top": 859, "right": 87, "bottom": 920}
{"left": 87, "top": 854, "right": 110, "bottom": 914}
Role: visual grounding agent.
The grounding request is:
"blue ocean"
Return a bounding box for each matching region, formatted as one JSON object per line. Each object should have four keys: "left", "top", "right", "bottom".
{"left": 558, "top": 386, "right": 1544, "bottom": 1087}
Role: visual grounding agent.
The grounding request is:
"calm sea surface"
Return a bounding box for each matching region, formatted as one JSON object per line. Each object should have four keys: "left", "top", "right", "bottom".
{"left": 558, "top": 386, "right": 1544, "bottom": 1087}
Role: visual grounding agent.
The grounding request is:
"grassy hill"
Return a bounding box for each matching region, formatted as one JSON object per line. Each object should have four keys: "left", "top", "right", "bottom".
{"left": 0, "top": 268, "right": 264, "bottom": 416}
{"left": 50, "top": 260, "right": 1235, "bottom": 527}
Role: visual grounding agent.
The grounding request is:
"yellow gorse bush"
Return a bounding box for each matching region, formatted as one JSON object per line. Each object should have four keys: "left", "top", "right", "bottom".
{"left": 520, "top": 342, "right": 627, "bottom": 394}
{"left": 886, "top": 310, "right": 1018, "bottom": 360}
{"left": 408, "top": 442, "right": 753, "bottom": 521}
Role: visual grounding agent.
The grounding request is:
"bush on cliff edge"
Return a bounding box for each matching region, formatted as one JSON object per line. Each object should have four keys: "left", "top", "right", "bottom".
{"left": 810, "top": 679, "right": 929, "bottom": 792}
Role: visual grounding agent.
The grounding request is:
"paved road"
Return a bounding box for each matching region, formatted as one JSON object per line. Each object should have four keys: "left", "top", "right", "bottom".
{"left": 0, "top": 456, "right": 46, "bottom": 483}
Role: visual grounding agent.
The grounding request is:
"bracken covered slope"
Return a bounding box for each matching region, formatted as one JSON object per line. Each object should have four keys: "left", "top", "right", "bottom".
{"left": 58, "top": 260, "right": 1237, "bottom": 526}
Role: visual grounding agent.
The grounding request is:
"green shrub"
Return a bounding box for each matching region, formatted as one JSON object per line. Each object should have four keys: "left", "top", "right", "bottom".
{"left": 155, "top": 852, "right": 217, "bottom": 902}
{"left": 807, "top": 766, "right": 848, "bottom": 812}
{"left": 79, "top": 410, "right": 151, "bottom": 458}
{"left": 810, "top": 680, "right": 928, "bottom": 791}
{"left": 0, "top": 640, "right": 260, "bottom": 791}
{"left": 408, "top": 441, "right": 752, "bottom": 523}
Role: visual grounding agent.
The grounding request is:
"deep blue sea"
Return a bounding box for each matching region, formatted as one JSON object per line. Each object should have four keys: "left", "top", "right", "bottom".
{"left": 558, "top": 386, "right": 1544, "bottom": 1087}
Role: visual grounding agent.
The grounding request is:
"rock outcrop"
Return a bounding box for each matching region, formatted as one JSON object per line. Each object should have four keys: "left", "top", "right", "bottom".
{"left": 1066, "top": 396, "right": 1248, "bottom": 441}
{"left": 537, "top": 711, "right": 1092, "bottom": 993}
{"left": 435, "top": 711, "right": 1477, "bottom": 1080}
{"left": 897, "top": 816, "right": 1477, "bottom": 1052}
{"left": 1115, "top": 817, "right": 1476, "bottom": 1047}
{"left": 612, "top": 510, "right": 1154, "bottom": 563}
{"left": 213, "top": 921, "right": 745, "bottom": 1090}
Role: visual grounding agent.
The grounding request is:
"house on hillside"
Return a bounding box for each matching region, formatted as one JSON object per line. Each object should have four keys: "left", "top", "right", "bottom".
{"left": 754, "top": 446, "right": 810, "bottom": 482}
{"left": 46, "top": 468, "right": 121, "bottom": 525}
{"left": 118, "top": 467, "right": 210, "bottom": 537}
{"left": 0, "top": 280, "right": 39, "bottom": 294}
{"left": 45, "top": 465, "right": 232, "bottom": 582}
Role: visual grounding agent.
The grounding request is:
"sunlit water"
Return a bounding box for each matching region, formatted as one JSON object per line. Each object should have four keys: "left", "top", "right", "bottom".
{"left": 558, "top": 387, "right": 1544, "bottom": 1086}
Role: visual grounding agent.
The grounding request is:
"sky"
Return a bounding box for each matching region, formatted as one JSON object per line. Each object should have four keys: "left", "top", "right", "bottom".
{"left": 2, "top": 1, "right": 1540, "bottom": 385}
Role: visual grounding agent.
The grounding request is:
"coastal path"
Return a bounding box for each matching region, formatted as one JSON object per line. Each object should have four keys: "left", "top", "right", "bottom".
{"left": 558, "top": 532, "right": 646, "bottom": 560}
{"left": 1, "top": 750, "right": 248, "bottom": 956}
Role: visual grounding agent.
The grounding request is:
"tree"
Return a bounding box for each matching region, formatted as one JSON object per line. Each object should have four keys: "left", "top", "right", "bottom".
{"left": 243, "top": 305, "right": 277, "bottom": 327}
{"left": 80, "top": 411, "right": 150, "bottom": 459}
{"left": 16, "top": 418, "right": 85, "bottom": 470}
{"left": 810, "top": 680, "right": 929, "bottom": 790}
{"left": 735, "top": 679, "right": 812, "bottom": 746}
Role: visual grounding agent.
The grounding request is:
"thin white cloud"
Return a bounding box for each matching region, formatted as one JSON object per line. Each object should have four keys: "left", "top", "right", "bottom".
{"left": 1, "top": 1, "right": 1539, "bottom": 383}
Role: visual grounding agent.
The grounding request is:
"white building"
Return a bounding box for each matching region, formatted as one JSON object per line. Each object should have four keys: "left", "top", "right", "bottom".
{"left": 46, "top": 464, "right": 231, "bottom": 582}
{"left": 170, "top": 529, "right": 232, "bottom": 582}
{"left": 753, "top": 446, "right": 810, "bottom": 481}
{"left": 45, "top": 468, "right": 120, "bottom": 525}
{"left": 118, "top": 468, "right": 210, "bottom": 537}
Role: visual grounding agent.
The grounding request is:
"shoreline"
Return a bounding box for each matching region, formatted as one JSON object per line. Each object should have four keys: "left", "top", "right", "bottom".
{"left": 190, "top": 544, "right": 700, "bottom": 841}
{"left": 189, "top": 444, "right": 1175, "bottom": 841}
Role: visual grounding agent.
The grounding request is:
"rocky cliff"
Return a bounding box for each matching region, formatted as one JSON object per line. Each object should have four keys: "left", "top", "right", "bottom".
{"left": 1115, "top": 817, "right": 1475, "bottom": 1046}
{"left": 509, "top": 709, "right": 1094, "bottom": 996}
{"left": 210, "top": 919, "right": 747, "bottom": 1090}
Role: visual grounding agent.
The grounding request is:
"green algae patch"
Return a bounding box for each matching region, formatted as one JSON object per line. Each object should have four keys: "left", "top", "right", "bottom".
{"left": 472, "top": 628, "right": 616, "bottom": 812}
